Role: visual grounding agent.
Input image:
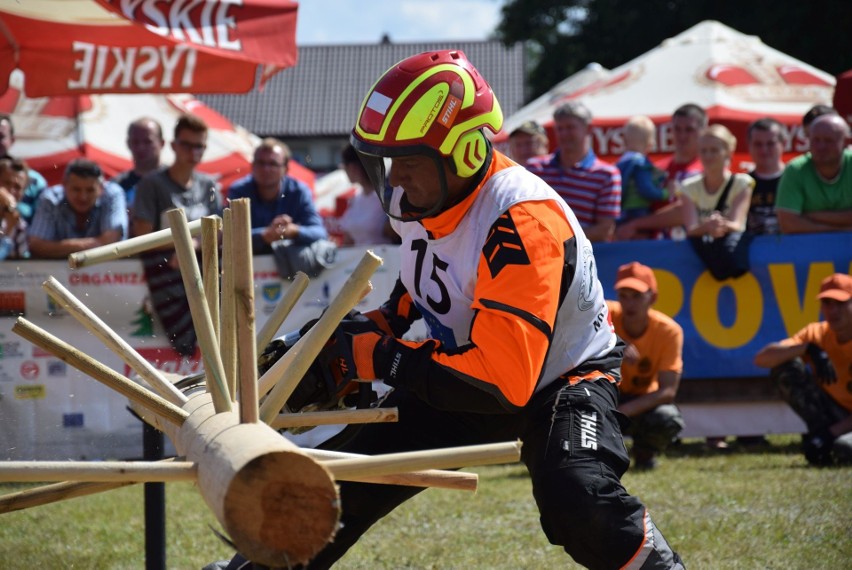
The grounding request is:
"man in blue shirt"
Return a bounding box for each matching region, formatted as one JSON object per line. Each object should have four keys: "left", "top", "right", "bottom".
{"left": 227, "top": 138, "right": 326, "bottom": 255}
{"left": 0, "top": 113, "right": 48, "bottom": 224}
{"left": 28, "top": 159, "right": 127, "bottom": 258}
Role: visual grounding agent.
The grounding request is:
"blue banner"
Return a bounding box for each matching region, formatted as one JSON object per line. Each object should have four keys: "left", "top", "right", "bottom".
{"left": 594, "top": 232, "right": 852, "bottom": 379}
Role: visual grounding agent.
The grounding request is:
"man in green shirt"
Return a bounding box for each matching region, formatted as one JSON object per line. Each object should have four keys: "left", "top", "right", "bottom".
{"left": 776, "top": 114, "right": 852, "bottom": 234}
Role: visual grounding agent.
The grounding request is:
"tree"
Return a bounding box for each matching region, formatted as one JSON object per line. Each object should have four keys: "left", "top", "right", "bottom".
{"left": 130, "top": 302, "right": 154, "bottom": 337}
{"left": 496, "top": 0, "right": 848, "bottom": 101}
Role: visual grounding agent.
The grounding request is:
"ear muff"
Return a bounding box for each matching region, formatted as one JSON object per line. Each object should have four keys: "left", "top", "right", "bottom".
{"left": 449, "top": 130, "right": 487, "bottom": 178}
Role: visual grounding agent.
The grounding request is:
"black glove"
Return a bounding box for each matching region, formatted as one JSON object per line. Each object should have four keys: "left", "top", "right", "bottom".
{"left": 802, "top": 428, "right": 836, "bottom": 466}
{"left": 257, "top": 310, "right": 384, "bottom": 415}
{"left": 805, "top": 343, "right": 837, "bottom": 385}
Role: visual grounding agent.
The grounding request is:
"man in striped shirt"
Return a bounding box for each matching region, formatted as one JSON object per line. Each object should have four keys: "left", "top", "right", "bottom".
{"left": 527, "top": 101, "right": 621, "bottom": 242}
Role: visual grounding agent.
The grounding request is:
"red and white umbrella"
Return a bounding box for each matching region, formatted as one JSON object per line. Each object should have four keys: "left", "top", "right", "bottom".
{"left": 0, "top": 0, "right": 298, "bottom": 97}
{"left": 498, "top": 21, "right": 836, "bottom": 168}
{"left": 0, "top": 0, "right": 313, "bottom": 189}
{"left": 0, "top": 72, "right": 315, "bottom": 190}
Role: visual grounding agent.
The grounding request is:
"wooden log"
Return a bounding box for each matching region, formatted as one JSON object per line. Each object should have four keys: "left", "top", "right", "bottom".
{"left": 175, "top": 392, "right": 339, "bottom": 566}
{"left": 220, "top": 208, "right": 237, "bottom": 401}
{"left": 258, "top": 251, "right": 382, "bottom": 423}
{"left": 42, "top": 276, "right": 187, "bottom": 406}
{"left": 271, "top": 407, "right": 399, "bottom": 429}
{"left": 323, "top": 441, "right": 523, "bottom": 480}
{"left": 166, "top": 208, "right": 231, "bottom": 413}
{"left": 201, "top": 215, "right": 221, "bottom": 342}
{"left": 0, "top": 461, "right": 197, "bottom": 483}
{"left": 12, "top": 318, "right": 188, "bottom": 426}
{"left": 129, "top": 399, "right": 477, "bottom": 493}
{"left": 255, "top": 271, "right": 309, "bottom": 352}
{"left": 0, "top": 480, "right": 135, "bottom": 514}
{"left": 230, "top": 199, "right": 258, "bottom": 423}
{"left": 67, "top": 218, "right": 204, "bottom": 268}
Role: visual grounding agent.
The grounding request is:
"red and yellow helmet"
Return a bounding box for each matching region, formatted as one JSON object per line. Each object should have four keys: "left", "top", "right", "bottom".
{"left": 351, "top": 50, "right": 503, "bottom": 219}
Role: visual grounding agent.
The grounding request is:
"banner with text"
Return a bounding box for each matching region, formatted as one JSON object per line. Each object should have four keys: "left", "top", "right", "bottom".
{"left": 1, "top": 234, "right": 848, "bottom": 459}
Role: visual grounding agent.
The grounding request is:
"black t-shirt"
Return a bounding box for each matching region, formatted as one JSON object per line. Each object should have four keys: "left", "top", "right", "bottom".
{"left": 746, "top": 170, "right": 782, "bottom": 235}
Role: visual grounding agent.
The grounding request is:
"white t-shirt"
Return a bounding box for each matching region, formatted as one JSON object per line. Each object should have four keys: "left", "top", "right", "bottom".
{"left": 338, "top": 187, "right": 394, "bottom": 245}
{"left": 680, "top": 172, "right": 754, "bottom": 232}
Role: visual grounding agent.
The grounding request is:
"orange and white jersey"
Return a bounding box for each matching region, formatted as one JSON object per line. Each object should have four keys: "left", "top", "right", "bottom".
{"left": 388, "top": 151, "right": 616, "bottom": 408}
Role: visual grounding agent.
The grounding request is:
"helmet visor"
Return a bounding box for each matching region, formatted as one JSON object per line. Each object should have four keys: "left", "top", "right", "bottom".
{"left": 351, "top": 140, "right": 449, "bottom": 222}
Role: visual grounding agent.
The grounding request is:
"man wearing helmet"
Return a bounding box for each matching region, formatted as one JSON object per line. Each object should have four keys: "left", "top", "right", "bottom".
{"left": 220, "top": 50, "right": 684, "bottom": 570}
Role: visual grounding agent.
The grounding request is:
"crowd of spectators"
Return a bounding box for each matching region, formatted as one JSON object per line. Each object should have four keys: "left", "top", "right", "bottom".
{"left": 3, "top": 100, "right": 847, "bottom": 261}
{"left": 508, "top": 101, "right": 851, "bottom": 246}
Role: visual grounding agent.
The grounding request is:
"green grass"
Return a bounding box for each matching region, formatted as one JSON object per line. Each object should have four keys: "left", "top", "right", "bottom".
{"left": 1, "top": 435, "right": 850, "bottom": 569}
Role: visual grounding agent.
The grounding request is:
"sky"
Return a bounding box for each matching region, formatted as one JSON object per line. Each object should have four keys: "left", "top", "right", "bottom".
{"left": 294, "top": 0, "right": 504, "bottom": 45}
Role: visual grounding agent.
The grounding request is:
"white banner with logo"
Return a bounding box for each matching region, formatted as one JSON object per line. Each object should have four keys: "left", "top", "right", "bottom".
{"left": 0, "top": 246, "right": 403, "bottom": 460}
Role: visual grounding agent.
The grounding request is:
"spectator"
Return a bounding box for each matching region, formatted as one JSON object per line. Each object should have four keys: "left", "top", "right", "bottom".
{"left": 507, "top": 120, "right": 549, "bottom": 165}
{"left": 802, "top": 104, "right": 839, "bottom": 138}
{"left": 682, "top": 125, "right": 755, "bottom": 281}
{"left": 0, "top": 113, "right": 48, "bottom": 224}
{"left": 607, "top": 262, "right": 684, "bottom": 470}
{"left": 754, "top": 273, "right": 852, "bottom": 466}
{"left": 227, "top": 138, "right": 327, "bottom": 255}
{"left": 615, "top": 103, "right": 707, "bottom": 240}
{"left": 527, "top": 102, "right": 621, "bottom": 241}
{"left": 132, "top": 114, "right": 221, "bottom": 356}
{"left": 28, "top": 159, "right": 127, "bottom": 259}
{"left": 745, "top": 117, "right": 787, "bottom": 235}
{"left": 776, "top": 114, "right": 852, "bottom": 234}
{"left": 112, "top": 117, "right": 165, "bottom": 207}
{"left": 338, "top": 143, "right": 397, "bottom": 245}
{"left": 616, "top": 115, "right": 667, "bottom": 224}
{"left": 0, "top": 158, "right": 31, "bottom": 260}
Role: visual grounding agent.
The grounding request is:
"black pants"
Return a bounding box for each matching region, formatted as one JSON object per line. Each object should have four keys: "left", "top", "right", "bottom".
{"left": 294, "top": 379, "right": 683, "bottom": 570}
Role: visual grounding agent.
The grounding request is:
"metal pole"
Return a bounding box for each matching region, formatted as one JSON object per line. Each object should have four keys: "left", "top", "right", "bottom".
{"left": 143, "top": 423, "right": 166, "bottom": 570}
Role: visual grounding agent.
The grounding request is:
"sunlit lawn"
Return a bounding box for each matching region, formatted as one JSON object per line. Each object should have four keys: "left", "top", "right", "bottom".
{"left": 1, "top": 435, "right": 849, "bottom": 569}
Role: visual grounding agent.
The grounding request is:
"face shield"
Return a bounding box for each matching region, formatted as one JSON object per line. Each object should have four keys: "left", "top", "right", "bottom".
{"left": 350, "top": 136, "right": 451, "bottom": 222}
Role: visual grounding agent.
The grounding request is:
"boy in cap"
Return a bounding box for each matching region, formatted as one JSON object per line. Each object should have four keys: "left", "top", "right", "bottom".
{"left": 754, "top": 273, "right": 852, "bottom": 465}
{"left": 607, "top": 262, "right": 685, "bottom": 469}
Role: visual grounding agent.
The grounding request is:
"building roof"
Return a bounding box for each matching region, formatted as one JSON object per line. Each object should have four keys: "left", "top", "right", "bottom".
{"left": 197, "top": 40, "right": 527, "bottom": 138}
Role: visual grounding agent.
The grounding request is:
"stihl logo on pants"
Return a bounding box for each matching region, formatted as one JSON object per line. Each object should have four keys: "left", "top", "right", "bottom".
{"left": 580, "top": 411, "right": 598, "bottom": 450}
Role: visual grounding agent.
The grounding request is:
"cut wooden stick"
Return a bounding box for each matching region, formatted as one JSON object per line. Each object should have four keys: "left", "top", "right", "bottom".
{"left": 271, "top": 407, "right": 399, "bottom": 429}
{"left": 255, "top": 271, "right": 310, "bottom": 352}
{"left": 166, "top": 208, "right": 231, "bottom": 414}
{"left": 0, "top": 461, "right": 197, "bottom": 483}
{"left": 12, "top": 317, "right": 188, "bottom": 426}
{"left": 323, "top": 441, "right": 522, "bottom": 480}
{"left": 0, "top": 458, "right": 182, "bottom": 514}
{"left": 170, "top": 268, "right": 330, "bottom": 405}
{"left": 220, "top": 208, "right": 237, "bottom": 401}
{"left": 304, "top": 449, "right": 478, "bottom": 492}
{"left": 68, "top": 218, "right": 204, "bottom": 268}
{"left": 230, "top": 199, "right": 258, "bottom": 423}
{"left": 201, "top": 215, "right": 221, "bottom": 343}
{"left": 42, "top": 276, "right": 187, "bottom": 407}
{"left": 258, "top": 251, "right": 382, "bottom": 423}
{"left": 0, "top": 480, "right": 136, "bottom": 514}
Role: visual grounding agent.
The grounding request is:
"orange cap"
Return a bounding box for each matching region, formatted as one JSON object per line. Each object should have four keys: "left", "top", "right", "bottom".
{"left": 816, "top": 273, "right": 852, "bottom": 302}
{"left": 614, "top": 262, "right": 657, "bottom": 294}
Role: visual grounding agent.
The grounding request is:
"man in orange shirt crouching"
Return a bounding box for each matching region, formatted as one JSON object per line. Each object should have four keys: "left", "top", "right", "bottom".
{"left": 754, "top": 273, "right": 852, "bottom": 465}
{"left": 608, "top": 262, "right": 685, "bottom": 469}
